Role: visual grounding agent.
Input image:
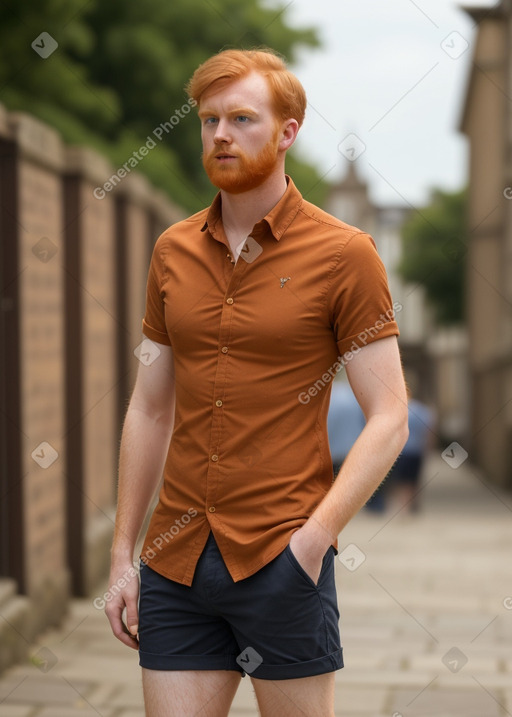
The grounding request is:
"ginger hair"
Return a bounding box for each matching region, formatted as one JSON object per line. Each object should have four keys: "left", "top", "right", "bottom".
{"left": 186, "top": 48, "right": 307, "bottom": 127}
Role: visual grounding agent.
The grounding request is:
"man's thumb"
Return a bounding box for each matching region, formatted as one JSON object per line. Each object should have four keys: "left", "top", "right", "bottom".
{"left": 126, "top": 599, "right": 139, "bottom": 637}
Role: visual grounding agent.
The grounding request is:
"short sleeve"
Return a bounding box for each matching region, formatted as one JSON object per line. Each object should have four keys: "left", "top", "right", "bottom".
{"left": 142, "top": 238, "right": 172, "bottom": 346}
{"left": 327, "top": 232, "right": 399, "bottom": 357}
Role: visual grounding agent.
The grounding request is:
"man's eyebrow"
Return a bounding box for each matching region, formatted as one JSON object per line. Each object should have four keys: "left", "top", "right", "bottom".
{"left": 198, "top": 106, "right": 259, "bottom": 118}
{"left": 227, "top": 107, "right": 259, "bottom": 116}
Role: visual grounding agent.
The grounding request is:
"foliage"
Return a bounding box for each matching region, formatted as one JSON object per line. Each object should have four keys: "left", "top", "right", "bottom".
{"left": 398, "top": 188, "right": 467, "bottom": 325}
{"left": 0, "top": 0, "right": 324, "bottom": 212}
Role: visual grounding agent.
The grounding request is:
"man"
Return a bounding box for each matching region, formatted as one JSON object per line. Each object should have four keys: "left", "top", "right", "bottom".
{"left": 105, "top": 48, "right": 408, "bottom": 717}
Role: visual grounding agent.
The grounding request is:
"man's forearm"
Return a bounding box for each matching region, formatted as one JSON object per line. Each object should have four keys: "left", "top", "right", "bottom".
{"left": 111, "top": 405, "right": 174, "bottom": 563}
{"left": 308, "top": 413, "right": 408, "bottom": 547}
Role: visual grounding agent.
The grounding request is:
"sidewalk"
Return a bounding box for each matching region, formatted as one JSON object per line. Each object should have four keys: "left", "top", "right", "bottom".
{"left": 1, "top": 451, "right": 511, "bottom": 716}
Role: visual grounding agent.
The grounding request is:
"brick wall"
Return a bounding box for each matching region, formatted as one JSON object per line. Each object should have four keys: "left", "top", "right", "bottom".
{"left": 63, "top": 147, "right": 119, "bottom": 596}
{"left": 0, "top": 105, "right": 184, "bottom": 670}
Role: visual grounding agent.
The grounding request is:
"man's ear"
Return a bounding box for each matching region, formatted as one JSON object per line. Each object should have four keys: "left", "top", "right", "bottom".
{"left": 278, "top": 119, "right": 300, "bottom": 151}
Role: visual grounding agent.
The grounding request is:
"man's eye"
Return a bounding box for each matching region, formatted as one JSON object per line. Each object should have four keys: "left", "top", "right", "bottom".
{"left": 204, "top": 117, "right": 218, "bottom": 125}
{"left": 236, "top": 116, "right": 250, "bottom": 123}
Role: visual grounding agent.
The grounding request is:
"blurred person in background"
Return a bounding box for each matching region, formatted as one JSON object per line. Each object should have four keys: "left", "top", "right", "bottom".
{"left": 105, "top": 47, "right": 408, "bottom": 717}
{"left": 385, "top": 387, "right": 435, "bottom": 513}
{"left": 328, "top": 378, "right": 366, "bottom": 477}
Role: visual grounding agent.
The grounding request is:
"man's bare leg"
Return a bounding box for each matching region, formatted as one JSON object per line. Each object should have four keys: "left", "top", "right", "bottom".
{"left": 142, "top": 669, "right": 242, "bottom": 717}
{"left": 251, "top": 672, "right": 335, "bottom": 717}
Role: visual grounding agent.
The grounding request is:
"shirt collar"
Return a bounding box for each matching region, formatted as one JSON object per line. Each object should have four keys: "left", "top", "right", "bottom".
{"left": 200, "top": 175, "right": 303, "bottom": 241}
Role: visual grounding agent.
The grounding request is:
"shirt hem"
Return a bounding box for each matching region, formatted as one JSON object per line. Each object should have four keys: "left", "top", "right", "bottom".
{"left": 337, "top": 323, "right": 399, "bottom": 358}
{"left": 142, "top": 320, "right": 171, "bottom": 346}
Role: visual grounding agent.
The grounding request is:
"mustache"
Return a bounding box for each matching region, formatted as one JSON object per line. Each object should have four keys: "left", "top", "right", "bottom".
{"left": 203, "top": 146, "right": 239, "bottom": 161}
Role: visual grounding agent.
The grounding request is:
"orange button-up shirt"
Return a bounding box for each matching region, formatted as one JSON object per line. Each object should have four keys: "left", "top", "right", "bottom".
{"left": 141, "top": 177, "right": 399, "bottom": 585}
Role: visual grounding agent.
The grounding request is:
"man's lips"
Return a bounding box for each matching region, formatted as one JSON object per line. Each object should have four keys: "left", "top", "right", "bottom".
{"left": 214, "top": 153, "right": 237, "bottom": 160}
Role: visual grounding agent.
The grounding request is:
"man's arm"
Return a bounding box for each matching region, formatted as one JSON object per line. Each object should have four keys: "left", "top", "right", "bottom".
{"left": 105, "top": 339, "right": 175, "bottom": 648}
{"left": 289, "top": 336, "right": 409, "bottom": 582}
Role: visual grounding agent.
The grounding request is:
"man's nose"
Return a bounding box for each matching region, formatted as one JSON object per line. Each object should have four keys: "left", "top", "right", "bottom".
{"left": 214, "top": 119, "right": 232, "bottom": 144}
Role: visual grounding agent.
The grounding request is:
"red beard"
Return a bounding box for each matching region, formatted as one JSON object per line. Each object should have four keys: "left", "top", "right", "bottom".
{"left": 202, "top": 131, "right": 280, "bottom": 194}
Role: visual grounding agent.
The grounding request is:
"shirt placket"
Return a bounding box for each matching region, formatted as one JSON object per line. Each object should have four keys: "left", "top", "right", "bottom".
{"left": 205, "top": 250, "right": 249, "bottom": 519}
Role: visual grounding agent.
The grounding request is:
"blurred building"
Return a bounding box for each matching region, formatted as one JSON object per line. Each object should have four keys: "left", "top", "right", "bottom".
{"left": 326, "top": 163, "right": 469, "bottom": 441}
{"left": 461, "top": 1, "right": 512, "bottom": 488}
{"left": 326, "top": 164, "right": 430, "bottom": 399}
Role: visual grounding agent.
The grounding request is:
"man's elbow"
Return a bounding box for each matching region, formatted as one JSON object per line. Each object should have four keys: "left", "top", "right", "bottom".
{"left": 127, "top": 395, "right": 175, "bottom": 429}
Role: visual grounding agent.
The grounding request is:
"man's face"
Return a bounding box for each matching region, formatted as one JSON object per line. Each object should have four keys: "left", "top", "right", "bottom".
{"left": 199, "top": 72, "right": 283, "bottom": 194}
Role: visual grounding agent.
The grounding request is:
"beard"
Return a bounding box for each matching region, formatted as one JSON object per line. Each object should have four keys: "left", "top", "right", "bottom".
{"left": 202, "top": 130, "right": 280, "bottom": 194}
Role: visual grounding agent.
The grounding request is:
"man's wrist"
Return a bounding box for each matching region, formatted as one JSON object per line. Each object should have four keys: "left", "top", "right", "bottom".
{"left": 110, "top": 543, "right": 135, "bottom": 566}
{"left": 303, "top": 514, "right": 335, "bottom": 552}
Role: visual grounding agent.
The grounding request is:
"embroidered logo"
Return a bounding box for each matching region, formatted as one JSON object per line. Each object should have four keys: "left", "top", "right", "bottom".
{"left": 280, "top": 277, "right": 291, "bottom": 288}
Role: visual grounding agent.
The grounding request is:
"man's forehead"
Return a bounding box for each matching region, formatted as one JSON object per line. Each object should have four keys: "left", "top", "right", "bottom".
{"left": 200, "top": 72, "right": 272, "bottom": 111}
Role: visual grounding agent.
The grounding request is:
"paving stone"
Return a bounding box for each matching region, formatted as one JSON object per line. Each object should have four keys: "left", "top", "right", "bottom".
{"left": 103, "top": 683, "right": 144, "bottom": 708}
{"left": 36, "top": 708, "right": 116, "bottom": 717}
{"left": 504, "top": 689, "right": 512, "bottom": 711}
{"left": 409, "top": 652, "right": 499, "bottom": 673}
{"left": 429, "top": 614, "right": 503, "bottom": 637}
{"left": 34, "top": 703, "right": 117, "bottom": 717}
{"left": 82, "top": 682, "right": 119, "bottom": 709}
{"left": 469, "top": 644, "right": 512, "bottom": 659}
{"left": 0, "top": 675, "right": 93, "bottom": 705}
{"left": 0, "top": 675, "right": 33, "bottom": 702}
{"left": 55, "top": 655, "right": 141, "bottom": 683}
{"left": 338, "top": 669, "right": 436, "bottom": 687}
{"left": 390, "top": 686, "right": 503, "bottom": 716}
{"left": 336, "top": 653, "right": 399, "bottom": 671}
{"left": 436, "top": 671, "right": 512, "bottom": 689}
{"left": 0, "top": 706, "right": 36, "bottom": 717}
{"left": 230, "top": 678, "right": 259, "bottom": 714}
{"left": 333, "top": 685, "right": 387, "bottom": 712}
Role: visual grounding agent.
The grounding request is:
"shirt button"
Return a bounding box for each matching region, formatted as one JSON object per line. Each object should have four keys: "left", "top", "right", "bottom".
{"left": 215, "top": 400, "right": 223, "bottom": 407}
{"left": 226, "top": 297, "right": 234, "bottom": 305}
{"left": 208, "top": 506, "right": 216, "bottom": 513}
{"left": 211, "top": 454, "right": 219, "bottom": 462}
{"left": 221, "top": 346, "right": 228, "bottom": 354}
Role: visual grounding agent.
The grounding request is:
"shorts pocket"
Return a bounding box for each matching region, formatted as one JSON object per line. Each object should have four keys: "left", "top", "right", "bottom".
{"left": 284, "top": 544, "right": 319, "bottom": 589}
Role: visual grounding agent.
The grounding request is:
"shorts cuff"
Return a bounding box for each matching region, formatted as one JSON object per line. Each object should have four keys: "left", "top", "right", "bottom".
{"left": 139, "top": 650, "right": 244, "bottom": 674}
{"left": 249, "top": 648, "right": 344, "bottom": 680}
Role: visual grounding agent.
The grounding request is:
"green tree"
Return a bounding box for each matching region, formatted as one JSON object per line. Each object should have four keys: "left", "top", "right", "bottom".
{"left": 0, "top": 0, "right": 325, "bottom": 211}
{"left": 0, "top": 1, "right": 119, "bottom": 133}
{"left": 399, "top": 188, "right": 467, "bottom": 325}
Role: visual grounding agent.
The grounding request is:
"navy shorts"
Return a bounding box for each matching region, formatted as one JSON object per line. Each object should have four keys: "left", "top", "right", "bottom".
{"left": 138, "top": 532, "right": 343, "bottom": 680}
{"left": 388, "top": 453, "right": 423, "bottom": 485}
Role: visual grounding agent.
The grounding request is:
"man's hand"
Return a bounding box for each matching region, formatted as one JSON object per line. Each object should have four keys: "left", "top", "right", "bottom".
{"left": 105, "top": 561, "right": 140, "bottom": 650}
{"left": 288, "top": 518, "right": 333, "bottom": 585}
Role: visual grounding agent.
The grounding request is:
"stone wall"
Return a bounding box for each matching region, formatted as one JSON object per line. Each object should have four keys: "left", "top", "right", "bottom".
{"left": 461, "top": 4, "right": 512, "bottom": 487}
{"left": 0, "top": 106, "right": 184, "bottom": 671}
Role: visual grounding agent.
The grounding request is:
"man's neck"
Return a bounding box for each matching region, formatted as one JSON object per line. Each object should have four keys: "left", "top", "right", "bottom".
{"left": 220, "top": 171, "right": 288, "bottom": 241}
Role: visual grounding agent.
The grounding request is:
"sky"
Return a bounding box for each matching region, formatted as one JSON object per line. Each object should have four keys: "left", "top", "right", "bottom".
{"left": 267, "top": 0, "right": 496, "bottom": 208}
